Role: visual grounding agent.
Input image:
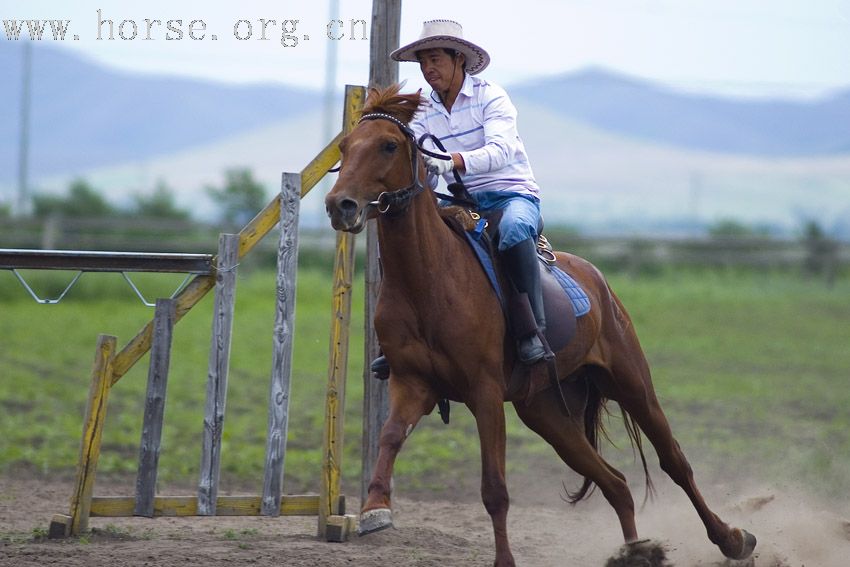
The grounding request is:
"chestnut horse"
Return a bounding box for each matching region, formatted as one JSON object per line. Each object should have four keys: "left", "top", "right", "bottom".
{"left": 325, "top": 85, "right": 756, "bottom": 567}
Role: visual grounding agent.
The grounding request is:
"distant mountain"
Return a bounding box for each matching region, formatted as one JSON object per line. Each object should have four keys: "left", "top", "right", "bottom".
{"left": 4, "top": 41, "right": 850, "bottom": 189}
{"left": 0, "top": 41, "right": 319, "bottom": 182}
{"left": 2, "top": 43, "right": 848, "bottom": 237}
{"left": 26, "top": 100, "right": 850, "bottom": 238}
{"left": 511, "top": 68, "right": 850, "bottom": 157}
{"left": 511, "top": 102, "right": 850, "bottom": 237}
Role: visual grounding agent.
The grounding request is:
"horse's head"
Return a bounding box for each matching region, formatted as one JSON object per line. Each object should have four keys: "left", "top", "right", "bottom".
{"left": 325, "top": 85, "right": 425, "bottom": 233}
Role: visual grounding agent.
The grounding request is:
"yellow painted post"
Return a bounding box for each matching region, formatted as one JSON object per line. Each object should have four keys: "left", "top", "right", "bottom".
{"left": 318, "top": 85, "right": 364, "bottom": 541}
{"left": 318, "top": 230, "right": 356, "bottom": 539}
{"left": 69, "top": 334, "right": 116, "bottom": 535}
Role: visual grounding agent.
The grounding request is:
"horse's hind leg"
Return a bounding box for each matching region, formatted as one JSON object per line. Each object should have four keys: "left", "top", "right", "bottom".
{"left": 512, "top": 383, "right": 639, "bottom": 545}
{"left": 606, "top": 350, "right": 757, "bottom": 560}
{"left": 360, "top": 376, "right": 436, "bottom": 535}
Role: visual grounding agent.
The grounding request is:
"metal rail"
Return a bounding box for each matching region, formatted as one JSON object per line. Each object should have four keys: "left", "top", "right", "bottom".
{"left": 0, "top": 249, "right": 214, "bottom": 273}
{"left": 0, "top": 248, "right": 215, "bottom": 306}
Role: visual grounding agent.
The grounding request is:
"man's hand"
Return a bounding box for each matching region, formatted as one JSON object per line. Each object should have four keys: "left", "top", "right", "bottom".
{"left": 424, "top": 150, "right": 455, "bottom": 176}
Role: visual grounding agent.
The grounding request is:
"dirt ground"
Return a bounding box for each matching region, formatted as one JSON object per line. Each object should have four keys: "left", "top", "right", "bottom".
{"left": 2, "top": 470, "right": 848, "bottom": 567}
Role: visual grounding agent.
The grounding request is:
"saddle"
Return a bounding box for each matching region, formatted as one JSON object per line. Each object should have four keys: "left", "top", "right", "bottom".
{"left": 440, "top": 206, "right": 592, "bottom": 409}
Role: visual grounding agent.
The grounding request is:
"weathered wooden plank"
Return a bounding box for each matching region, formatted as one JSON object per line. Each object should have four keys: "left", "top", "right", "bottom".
{"left": 90, "top": 495, "right": 320, "bottom": 517}
{"left": 361, "top": 223, "right": 389, "bottom": 505}
{"left": 367, "top": 0, "right": 402, "bottom": 88}
{"left": 360, "top": 0, "right": 399, "bottom": 508}
{"left": 261, "top": 173, "right": 302, "bottom": 516}
{"left": 69, "top": 334, "right": 116, "bottom": 535}
{"left": 134, "top": 298, "right": 176, "bottom": 517}
{"left": 198, "top": 234, "right": 240, "bottom": 515}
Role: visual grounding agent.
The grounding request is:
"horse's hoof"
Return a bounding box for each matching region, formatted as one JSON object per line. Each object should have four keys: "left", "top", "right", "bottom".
{"left": 726, "top": 528, "right": 757, "bottom": 560}
{"left": 358, "top": 508, "right": 393, "bottom": 536}
{"left": 607, "top": 539, "right": 668, "bottom": 566}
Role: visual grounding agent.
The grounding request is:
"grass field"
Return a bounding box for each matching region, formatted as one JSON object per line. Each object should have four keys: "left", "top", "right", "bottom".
{"left": 1, "top": 264, "right": 848, "bottom": 502}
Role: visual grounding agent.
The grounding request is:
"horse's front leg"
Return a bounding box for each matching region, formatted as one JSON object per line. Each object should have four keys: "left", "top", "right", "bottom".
{"left": 359, "top": 375, "right": 436, "bottom": 535}
{"left": 469, "top": 383, "right": 515, "bottom": 567}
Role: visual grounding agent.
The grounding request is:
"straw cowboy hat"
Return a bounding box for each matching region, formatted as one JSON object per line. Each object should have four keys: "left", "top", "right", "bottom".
{"left": 390, "top": 19, "right": 490, "bottom": 75}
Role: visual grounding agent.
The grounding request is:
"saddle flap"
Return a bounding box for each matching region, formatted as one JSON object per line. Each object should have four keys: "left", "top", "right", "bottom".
{"left": 540, "top": 262, "right": 576, "bottom": 353}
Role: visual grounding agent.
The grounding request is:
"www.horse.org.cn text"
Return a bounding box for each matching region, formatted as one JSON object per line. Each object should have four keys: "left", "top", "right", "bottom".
{"left": 2, "top": 10, "right": 369, "bottom": 47}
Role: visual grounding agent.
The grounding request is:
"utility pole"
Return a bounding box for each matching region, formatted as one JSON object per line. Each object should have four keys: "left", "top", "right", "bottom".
{"left": 319, "top": 0, "right": 340, "bottom": 227}
{"left": 361, "top": 0, "right": 401, "bottom": 506}
{"left": 17, "top": 40, "right": 32, "bottom": 216}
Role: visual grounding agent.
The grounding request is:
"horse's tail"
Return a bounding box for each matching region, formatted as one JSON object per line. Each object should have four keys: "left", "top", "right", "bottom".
{"left": 618, "top": 400, "right": 656, "bottom": 506}
{"left": 565, "top": 376, "right": 655, "bottom": 505}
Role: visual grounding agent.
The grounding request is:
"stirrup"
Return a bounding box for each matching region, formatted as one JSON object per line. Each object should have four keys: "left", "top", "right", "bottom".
{"left": 537, "top": 234, "right": 556, "bottom": 264}
{"left": 517, "top": 334, "right": 546, "bottom": 365}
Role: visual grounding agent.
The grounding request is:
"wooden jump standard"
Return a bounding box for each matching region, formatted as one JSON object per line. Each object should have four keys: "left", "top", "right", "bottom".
{"left": 48, "top": 85, "right": 365, "bottom": 542}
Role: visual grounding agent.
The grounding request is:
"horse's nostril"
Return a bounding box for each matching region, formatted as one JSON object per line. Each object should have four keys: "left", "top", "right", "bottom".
{"left": 339, "top": 198, "right": 358, "bottom": 212}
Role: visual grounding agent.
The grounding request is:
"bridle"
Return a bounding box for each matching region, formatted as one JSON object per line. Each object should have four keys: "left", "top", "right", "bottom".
{"left": 358, "top": 112, "right": 426, "bottom": 216}
{"left": 349, "top": 112, "right": 474, "bottom": 217}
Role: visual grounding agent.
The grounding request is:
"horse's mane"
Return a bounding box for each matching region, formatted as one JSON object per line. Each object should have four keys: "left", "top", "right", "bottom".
{"left": 362, "top": 84, "right": 425, "bottom": 124}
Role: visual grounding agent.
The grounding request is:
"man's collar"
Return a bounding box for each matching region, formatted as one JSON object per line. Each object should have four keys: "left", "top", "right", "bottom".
{"left": 429, "top": 73, "right": 473, "bottom": 111}
{"left": 459, "top": 72, "right": 474, "bottom": 97}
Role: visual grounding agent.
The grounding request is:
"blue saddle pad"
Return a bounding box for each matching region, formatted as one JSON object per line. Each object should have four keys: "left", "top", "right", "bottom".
{"left": 462, "top": 221, "right": 590, "bottom": 318}
{"left": 548, "top": 265, "right": 591, "bottom": 317}
{"left": 463, "top": 228, "right": 505, "bottom": 305}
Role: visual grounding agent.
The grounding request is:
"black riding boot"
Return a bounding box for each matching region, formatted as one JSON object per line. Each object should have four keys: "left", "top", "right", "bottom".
{"left": 370, "top": 353, "right": 390, "bottom": 380}
{"left": 502, "top": 237, "right": 547, "bottom": 364}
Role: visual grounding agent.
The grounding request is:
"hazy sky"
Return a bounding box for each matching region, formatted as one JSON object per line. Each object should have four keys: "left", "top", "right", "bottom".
{"left": 2, "top": 0, "right": 849, "bottom": 98}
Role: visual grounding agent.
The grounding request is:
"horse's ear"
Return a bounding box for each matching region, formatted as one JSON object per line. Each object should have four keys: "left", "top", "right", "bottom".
{"left": 365, "top": 86, "right": 382, "bottom": 108}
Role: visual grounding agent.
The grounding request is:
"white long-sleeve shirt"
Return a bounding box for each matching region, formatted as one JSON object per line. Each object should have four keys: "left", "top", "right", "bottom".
{"left": 410, "top": 73, "right": 540, "bottom": 198}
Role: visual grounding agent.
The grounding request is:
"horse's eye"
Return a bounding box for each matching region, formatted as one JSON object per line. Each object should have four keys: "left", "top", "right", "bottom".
{"left": 382, "top": 142, "right": 398, "bottom": 153}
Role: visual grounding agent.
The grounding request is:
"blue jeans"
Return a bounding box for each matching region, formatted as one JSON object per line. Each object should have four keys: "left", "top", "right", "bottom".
{"left": 472, "top": 190, "right": 541, "bottom": 251}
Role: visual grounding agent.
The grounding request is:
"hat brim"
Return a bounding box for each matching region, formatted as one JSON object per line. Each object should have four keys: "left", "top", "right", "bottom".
{"left": 391, "top": 36, "right": 490, "bottom": 75}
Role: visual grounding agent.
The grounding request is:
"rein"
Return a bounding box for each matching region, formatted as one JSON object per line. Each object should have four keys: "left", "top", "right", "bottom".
{"left": 355, "top": 113, "right": 474, "bottom": 216}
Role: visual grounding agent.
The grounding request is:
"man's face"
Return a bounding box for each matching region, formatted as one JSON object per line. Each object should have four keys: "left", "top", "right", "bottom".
{"left": 417, "top": 48, "right": 463, "bottom": 92}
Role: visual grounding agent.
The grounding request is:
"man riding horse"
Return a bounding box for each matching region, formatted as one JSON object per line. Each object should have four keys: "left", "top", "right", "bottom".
{"left": 327, "top": 20, "right": 758, "bottom": 565}
{"left": 373, "top": 19, "right": 547, "bottom": 377}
